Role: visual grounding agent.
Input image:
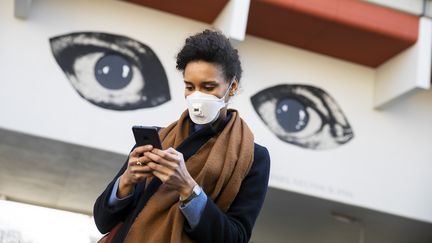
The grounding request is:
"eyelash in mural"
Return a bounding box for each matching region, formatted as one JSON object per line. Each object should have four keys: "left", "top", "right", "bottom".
{"left": 250, "top": 84, "right": 354, "bottom": 150}
{"left": 49, "top": 32, "right": 170, "bottom": 111}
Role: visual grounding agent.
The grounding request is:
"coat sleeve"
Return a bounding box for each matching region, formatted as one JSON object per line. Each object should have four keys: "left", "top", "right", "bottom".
{"left": 184, "top": 144, "right": 271, "bottom": 243}
{"left": 93, "top": 148, "right": 136, "bottom": 234}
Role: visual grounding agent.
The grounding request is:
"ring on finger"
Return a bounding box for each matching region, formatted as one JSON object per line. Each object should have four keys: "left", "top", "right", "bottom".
{"left": 136, "top": 159, "right": 143, "bottom": 166}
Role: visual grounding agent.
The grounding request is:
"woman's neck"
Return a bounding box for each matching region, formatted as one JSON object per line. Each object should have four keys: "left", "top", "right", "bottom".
{"left": 211, "top": 108, "right": 228, "bottom": 130}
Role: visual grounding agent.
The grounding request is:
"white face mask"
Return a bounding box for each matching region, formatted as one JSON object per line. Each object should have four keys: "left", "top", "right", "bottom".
{"left": 186, "top": 80, "right": 234, "bottom": 125}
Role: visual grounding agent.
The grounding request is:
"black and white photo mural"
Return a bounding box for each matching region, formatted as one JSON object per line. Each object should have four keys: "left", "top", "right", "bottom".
{"left": 251, "top": 84, "right": 354, "bottom": 150}
{"left": 50, "top": 32, "right": 170, "bottom": 111}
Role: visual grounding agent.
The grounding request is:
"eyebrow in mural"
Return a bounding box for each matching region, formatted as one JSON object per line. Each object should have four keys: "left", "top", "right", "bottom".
{"left": 49, "top": 32, "right": 170, "bottom": 111}
{"left": 250, "top": 84, "right": 354, "bottom": 150}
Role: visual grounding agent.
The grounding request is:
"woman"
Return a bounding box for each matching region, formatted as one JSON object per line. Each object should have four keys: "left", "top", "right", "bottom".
{"left": 94, "top": 29, "right": 270, "bottom": 243}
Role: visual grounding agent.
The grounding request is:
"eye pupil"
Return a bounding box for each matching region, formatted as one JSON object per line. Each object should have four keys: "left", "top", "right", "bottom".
{"left": 95, "top": 54, "right": 133, "bottom": 90}
{"left": 275, "top": 98, "right": 309, "bottom": 133}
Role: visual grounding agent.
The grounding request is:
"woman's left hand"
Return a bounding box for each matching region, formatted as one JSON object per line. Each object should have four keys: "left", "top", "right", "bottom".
{"left": 144, "top": 147, "right": 197, "bottom": 199}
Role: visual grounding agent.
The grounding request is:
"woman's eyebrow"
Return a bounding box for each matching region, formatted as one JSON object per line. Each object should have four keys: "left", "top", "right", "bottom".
{"left": 184, "top": 80, "right": 219, "bottom": 85}
{"left": 200, "top": 81, "right": 219, "bottom": 86}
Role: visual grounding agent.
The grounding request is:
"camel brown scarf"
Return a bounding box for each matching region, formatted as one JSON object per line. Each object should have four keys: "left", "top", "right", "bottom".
{"left": 124, "top": 109, "right": 254, "bottom": 243}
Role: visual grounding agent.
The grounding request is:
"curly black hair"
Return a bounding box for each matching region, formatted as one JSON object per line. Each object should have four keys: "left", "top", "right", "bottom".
{"left": 176, "top": 29, "right": 242, "bottom": 82}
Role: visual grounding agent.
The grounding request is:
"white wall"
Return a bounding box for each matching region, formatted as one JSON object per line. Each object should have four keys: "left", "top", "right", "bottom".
{"left": 0, "top": 0, "right": 431, "bottom": 223}
{"left": 237, "top": 36, "right": 432, "bottom": 223}
{"left": 364, "top": 0, "right": 423, "bottom": 15}
{"left": 374, "top": 17, "right": 432, "bottom": 109}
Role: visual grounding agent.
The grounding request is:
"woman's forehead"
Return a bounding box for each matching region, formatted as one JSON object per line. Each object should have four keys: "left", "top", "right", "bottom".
{"left": 184, "top": 61, "right": 225, "bottom": 82}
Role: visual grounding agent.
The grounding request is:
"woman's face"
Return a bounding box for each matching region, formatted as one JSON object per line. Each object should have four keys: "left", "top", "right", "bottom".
{"left": 184, "top": 60, "right": 237, "bottom": 100}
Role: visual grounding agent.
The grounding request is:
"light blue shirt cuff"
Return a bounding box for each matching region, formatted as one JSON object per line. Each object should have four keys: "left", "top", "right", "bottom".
{"left": 179, "top": 190, "right": 207, "bottom": 229}
{"left": 108, "top": 177, "right": 134, "bottom": 209}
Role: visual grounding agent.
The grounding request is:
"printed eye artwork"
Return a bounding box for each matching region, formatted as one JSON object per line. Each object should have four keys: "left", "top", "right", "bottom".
{"left": 49, "top": 32, "right": 170, "bottom": 110}
{"left": 251, "top": 84, "right": 354, "bottom": 150}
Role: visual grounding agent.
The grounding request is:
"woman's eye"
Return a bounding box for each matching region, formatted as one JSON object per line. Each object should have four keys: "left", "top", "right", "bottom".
{"left": 49, "top": 32, "right": 170, "bottom": 111}
{"left": 250, "top": 84, "right": 354, "bottom": 150}
{"left": 203, "top": 86, "right": 215, "bottom": 92}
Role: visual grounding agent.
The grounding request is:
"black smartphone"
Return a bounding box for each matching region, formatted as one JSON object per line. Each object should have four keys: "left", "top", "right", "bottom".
{"left": 132, "top": 126, "right": 162, "bottom": 149}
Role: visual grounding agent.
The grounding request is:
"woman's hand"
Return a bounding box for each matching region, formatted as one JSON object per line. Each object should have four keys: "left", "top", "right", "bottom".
{"left": 118, "top": 145, "right": 154, "bottom": 198}
{"left": 144, "top": 147, "right": 197, "bottom": 199}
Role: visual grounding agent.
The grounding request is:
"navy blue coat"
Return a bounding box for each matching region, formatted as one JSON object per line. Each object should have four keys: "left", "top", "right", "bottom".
{"left": 93, "top": 119, "right": 270, "bottom": 243}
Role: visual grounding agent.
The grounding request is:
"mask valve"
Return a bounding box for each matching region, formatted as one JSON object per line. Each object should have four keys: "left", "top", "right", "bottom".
{"left": 192, "top": 103, "right": 204, "bottom": 117}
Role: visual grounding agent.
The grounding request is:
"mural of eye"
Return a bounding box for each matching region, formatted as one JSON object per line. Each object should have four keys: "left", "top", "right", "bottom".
{"left": 251, "top": 84, "right": 354, "bottom": 150}
{"left": 49, "top": 32, "right": 170, "bottom": 110}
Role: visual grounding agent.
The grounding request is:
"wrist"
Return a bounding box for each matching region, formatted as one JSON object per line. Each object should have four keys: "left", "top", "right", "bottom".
{"left": 119, "top": 175, "right": 133, "bottom": 187}
{"left": 179, "top": 184, "right": 202, "bottom": 205}
{"left": 179, "top": 179, "right": 197, "bottom": 200}
{"left": 118, "top": 175, "right": 134, "bottom": 198}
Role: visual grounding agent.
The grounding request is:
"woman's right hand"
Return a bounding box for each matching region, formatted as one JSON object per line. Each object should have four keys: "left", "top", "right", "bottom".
{"left": 118, "top": 145, "right": 154, "bottom": 198}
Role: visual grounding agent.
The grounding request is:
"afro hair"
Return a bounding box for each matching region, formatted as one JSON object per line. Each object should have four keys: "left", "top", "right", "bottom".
{"left": 176, "top": 29, "right": 242, "bottom": 82}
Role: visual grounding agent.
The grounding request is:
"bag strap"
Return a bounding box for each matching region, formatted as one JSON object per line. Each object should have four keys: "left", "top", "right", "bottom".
{"left": 97, "top": 222, "right": 123, "bottom": 243}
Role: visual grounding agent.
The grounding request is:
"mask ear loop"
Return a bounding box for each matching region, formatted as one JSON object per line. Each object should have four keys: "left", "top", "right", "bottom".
{"left": 222, "top": 77, "right": 237, "bottom": 108}
{"left": 222, "top": 76, "right": 236, "bottom": 99}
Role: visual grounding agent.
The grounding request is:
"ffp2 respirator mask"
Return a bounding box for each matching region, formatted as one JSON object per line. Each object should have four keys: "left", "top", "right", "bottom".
{"left": 186, "top": 80, "right": 234, "bottom": 125}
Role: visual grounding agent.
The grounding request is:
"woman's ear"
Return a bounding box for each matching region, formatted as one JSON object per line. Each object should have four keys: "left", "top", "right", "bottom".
{"left": 230, "top": 79, "right": 239, "bottom": 96}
